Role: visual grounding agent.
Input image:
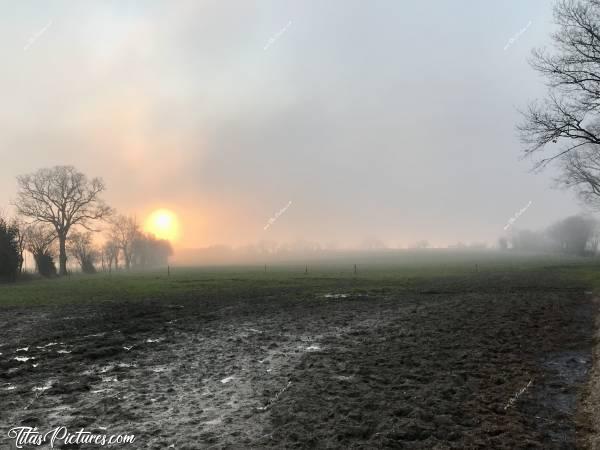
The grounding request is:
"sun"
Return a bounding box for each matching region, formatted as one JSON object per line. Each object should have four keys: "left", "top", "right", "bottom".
{"left": 144, "top": 209, "right": 180, "bottom": 242}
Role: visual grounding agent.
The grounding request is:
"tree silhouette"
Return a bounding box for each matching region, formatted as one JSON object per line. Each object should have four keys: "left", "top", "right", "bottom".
{"left": 14, "top": 166, "right": 111, "bottom": 276}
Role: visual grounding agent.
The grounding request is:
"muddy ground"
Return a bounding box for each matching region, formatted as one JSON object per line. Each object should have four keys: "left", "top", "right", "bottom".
{"left": 0, "top": 269, "right": 598, "bottom": 449}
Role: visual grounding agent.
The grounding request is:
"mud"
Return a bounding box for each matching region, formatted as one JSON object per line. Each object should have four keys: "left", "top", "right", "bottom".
{"left": 0, "top": 270, "right": 597, "bottom": 448}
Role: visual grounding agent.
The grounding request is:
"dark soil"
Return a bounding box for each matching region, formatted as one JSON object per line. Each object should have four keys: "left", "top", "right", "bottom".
{"left": 0, "top": 269, "right": 596, "bottom": 449}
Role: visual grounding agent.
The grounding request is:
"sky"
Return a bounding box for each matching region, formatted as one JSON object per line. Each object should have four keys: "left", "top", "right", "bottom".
{"left": 0, "top": 0, "right": 586, "bottom": 250}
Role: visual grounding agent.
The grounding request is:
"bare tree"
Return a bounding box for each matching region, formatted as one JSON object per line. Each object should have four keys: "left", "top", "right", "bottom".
{"left": 24, "top": 223, "right": 57, "bottom": 277}
{"left": 102, "top": 240, "right": 120, "bottom": 273}
{"left": 14, "top": 166, "right": 111, "bottom": 276}
{"left": 67, "top": 231, "right": 99, "bottom": 274}
{"left": 518, "top": 0, "right": 600, "bottom": 206}
{"left": 109, "top": 215, "right": 140, "bottom": 270}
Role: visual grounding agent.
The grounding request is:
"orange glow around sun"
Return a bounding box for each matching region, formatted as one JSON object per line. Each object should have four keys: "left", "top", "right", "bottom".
{"left": 144, "top": 209, "right": 180, "bottom": 242}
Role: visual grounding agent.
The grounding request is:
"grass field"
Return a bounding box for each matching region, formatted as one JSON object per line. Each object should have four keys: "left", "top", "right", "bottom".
{"left": 1, "top": 250, "right": 599, "bottom": 448}
{"left": 0, "top": 250, "right": 596, "bottom": 307}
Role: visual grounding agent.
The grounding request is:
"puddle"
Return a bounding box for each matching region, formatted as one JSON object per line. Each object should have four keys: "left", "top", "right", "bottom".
{"left": 204, "top": 418, "right": 222, "bottom": 426}
{"left": 334, "top": 375, "right": 354, "bottom": 381}
{"left": 36, "top": 342, "right": 58, "bottom": 349}
{"left": 323, "top": 294, "right": 349, "bottom": 299}
{"left": 32, "top": 380, "right": 53, "bottom": 392}
{"left": 531, "top": 350, "right": 593, "bottom": 443}
{"left": 117, "top": 363, "right": 137, "bottom": 368}
{"left": 543, "top": 352, "right": 590, "bottom": 387}
{"left": 92, "top": 389, "right": 113, "bottom": 394}
{"left": 14, "top": 356, "right": 35, "bottom": 362}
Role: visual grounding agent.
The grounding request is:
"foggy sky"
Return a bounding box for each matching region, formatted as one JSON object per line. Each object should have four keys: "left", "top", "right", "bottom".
{"left": 0, "top": 0, "right": 583, "bottom": 249}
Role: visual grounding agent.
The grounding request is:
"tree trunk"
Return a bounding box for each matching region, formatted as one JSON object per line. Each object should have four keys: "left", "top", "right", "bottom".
{"left": 59, "top": 234, "right": 67, "bottom": 276}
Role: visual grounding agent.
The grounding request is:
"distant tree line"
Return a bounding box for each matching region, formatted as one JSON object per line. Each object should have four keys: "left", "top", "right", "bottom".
{"left": 0, "top": 165, "right": 173, "bottom": 282}
{"left": 100, "top": 217, "right": 173, "bottom": 273}
{"left": 498, "top": 214, "right": 599, "bottom": 256}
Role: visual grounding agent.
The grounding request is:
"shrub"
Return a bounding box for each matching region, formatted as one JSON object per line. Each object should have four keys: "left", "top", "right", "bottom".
{"left": 34, "top": 251, "right": 57, "bottom": 277}
{"left": 0, "top": 218, "right": 20, "bottom": 282}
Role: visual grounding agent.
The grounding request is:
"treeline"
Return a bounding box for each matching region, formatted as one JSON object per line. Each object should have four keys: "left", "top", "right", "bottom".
{"left": 498, "top": 214, "right": 599, "bottom": 256}
{"left": 0, "top": 166, "right": 172, "bottom": 282}
{"left": 99, "top": 217, "right": 173, "bottom": 273}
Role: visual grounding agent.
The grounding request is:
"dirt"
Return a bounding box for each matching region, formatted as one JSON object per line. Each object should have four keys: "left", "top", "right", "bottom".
{"left": 0, "top": 270, "right": 597, "bottom": 449}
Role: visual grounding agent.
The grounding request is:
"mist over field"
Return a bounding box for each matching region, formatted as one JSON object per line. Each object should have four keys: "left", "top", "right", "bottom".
{"left": 0, "top": 0, "right": 586, "bottom": 260}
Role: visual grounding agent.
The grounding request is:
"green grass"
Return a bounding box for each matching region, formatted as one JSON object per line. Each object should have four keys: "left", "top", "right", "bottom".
{"left": 1, "top": 250, "right": 598, "bottom": 307}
